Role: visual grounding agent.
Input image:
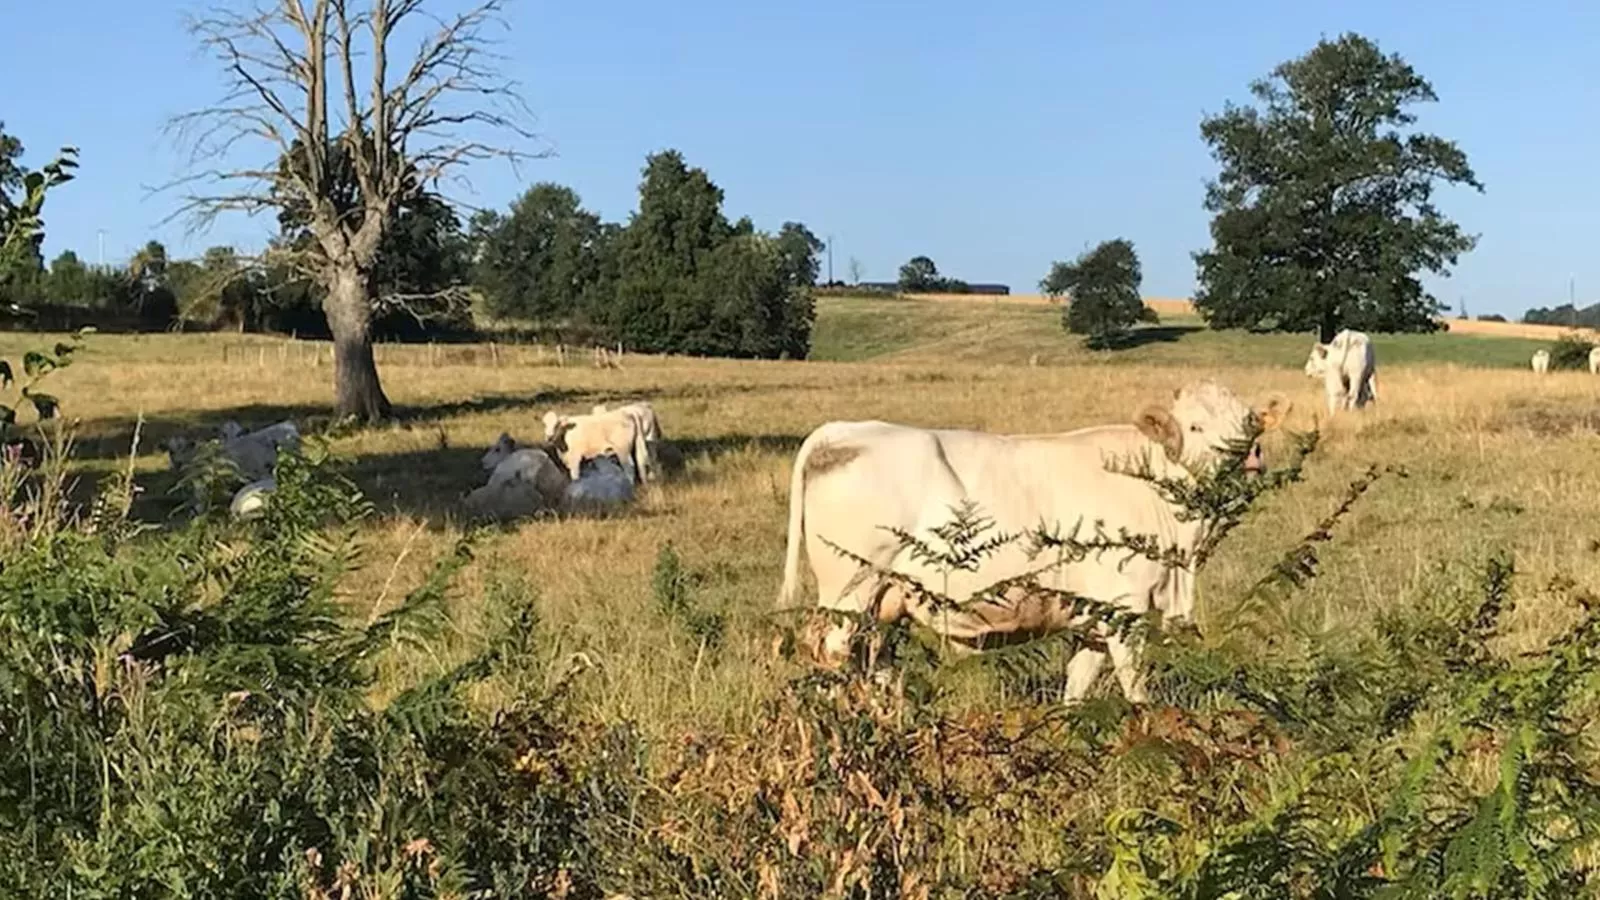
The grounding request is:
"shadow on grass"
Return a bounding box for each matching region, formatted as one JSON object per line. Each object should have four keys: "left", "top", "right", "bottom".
{"left": 1089, "top": 325, "right": 1203, "bottom": 351}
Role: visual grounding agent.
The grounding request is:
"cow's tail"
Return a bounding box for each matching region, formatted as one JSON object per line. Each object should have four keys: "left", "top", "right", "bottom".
{"left": 778, "top": 426, "right": 825, "bottom": 608}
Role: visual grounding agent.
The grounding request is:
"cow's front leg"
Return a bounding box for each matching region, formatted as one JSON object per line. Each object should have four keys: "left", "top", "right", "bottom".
{"left": 1062, "top": 647, "right": 1106, "bottom": 705}
{"left": 1105, "top": 634, "right": 1149, "bottom": 705}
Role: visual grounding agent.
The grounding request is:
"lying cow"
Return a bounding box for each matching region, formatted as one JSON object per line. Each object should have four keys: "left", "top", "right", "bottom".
{"left": 1304, "top": 329, "right": 1377, "bottom": 415}
{"left": 229, "top": 477, "right": 276, "bottom": 519}
{"left": 777, "top": 379, "right": 1290, "bottom": 705}
{"left": 165, "top": 420, "right": 301, "bottom": 482}
{"left": 542, "top": 407, "right": 648, "bottom": 486}
{"left": 465, "top": 433, "right": 572, "bottom": 521}
{"left": 562, "top": 453, "right": 636, "bottom": 514}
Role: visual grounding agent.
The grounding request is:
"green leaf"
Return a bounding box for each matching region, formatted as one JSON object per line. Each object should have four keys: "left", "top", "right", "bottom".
{"left": 0, "top": 405, "right": 14, "bottom": 425}
{"left": 0, "top": 360, "right": 11, "bottom": 388}
{"left": 22, "top": 351, "right": 55, "bottom": 378}
{"left": 25, "top": 391, "right": 59, "bottom": 420}
{"left": 53, "top": 342, "right": 75, "bottom": 359}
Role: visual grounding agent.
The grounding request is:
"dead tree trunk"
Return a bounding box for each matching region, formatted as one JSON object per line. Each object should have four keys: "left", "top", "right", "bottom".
{"left": 325, "top": 266, "right": 391, "bottom": 421}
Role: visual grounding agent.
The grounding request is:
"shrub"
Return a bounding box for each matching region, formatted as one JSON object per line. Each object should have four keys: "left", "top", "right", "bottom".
{"left": 1547, "top": 333, "right": 1595, "bottom": 370}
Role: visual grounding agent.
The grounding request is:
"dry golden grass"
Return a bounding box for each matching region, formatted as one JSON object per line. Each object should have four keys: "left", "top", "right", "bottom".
{"left": 20, "top": 323, "right": 1600, "bottom": 741}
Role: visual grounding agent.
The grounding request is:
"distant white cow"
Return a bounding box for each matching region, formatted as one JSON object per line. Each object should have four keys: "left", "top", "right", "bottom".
{"left": 1587, "top": 346, "right": 1599, "bottom": 374}
{"left": 1304, "top": 330, "right": 1377, "bottom": 415}
{"left": 1533, "top": 349, "right": 1551, "bottom": 374}
{"left": 541, "top": 407, "right": 647, "bottom": 485}
{"left": 777, "top": 379, "right": 1290, "bottom": 704}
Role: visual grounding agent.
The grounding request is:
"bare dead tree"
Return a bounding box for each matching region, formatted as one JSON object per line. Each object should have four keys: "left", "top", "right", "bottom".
{"left": 165, "top": 0, "right": 540, "bottom": 420}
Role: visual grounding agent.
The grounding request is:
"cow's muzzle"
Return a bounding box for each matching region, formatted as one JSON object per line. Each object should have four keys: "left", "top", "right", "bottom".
{"left": 1243, "top": 442, "right": 1264, "bottom": 477}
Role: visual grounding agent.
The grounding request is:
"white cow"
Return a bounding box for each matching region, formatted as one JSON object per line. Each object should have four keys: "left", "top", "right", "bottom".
{"left": 592, "top": 400, "right": 670, "bottom": 481}
{"left": 165, "top": 420, "right": 301, "bottom": 481}
{"left": 542, "top": 408, "right": 646, "bottom": 485}
{"left": 1304, "top": 330, "right": 1377, "bottom": 415}
{"left": 1587, "top": 346, "right": 1599, "bottom": 374}
{"left": 466, "top": 434, "right": 571, "bottom": 521}
{"left": 229, "top": 477, "right": 276, "bottom": 519}
{"left": 1533, "top": 349, "right": 1551, "bottom": 374}
{"left": 777, "top": 380, "right": 1290, "bottom": 704}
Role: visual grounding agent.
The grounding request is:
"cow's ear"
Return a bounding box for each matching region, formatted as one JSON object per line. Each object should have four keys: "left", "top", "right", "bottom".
{"left": 1134, "top": 404, "right": 1182, "bottom": 462}
{"left": 1314, "top": 345, "right": 1328, "bottom": 358}
{"left": 1255, "top": 394, "right": 1291, "bottom": 432}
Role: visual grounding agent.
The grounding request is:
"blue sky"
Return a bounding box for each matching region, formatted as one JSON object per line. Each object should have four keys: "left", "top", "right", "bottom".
{"left": 3, "top": 0, "right": 1596, "bottom": 316}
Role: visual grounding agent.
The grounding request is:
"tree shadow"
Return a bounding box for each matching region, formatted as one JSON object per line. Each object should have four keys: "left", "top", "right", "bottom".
{"left": 1093, "top": 325, "right": 1203, "bottom": 351}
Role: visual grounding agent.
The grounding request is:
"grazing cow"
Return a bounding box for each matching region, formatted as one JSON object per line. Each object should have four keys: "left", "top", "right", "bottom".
{"left": 1588, "top": 346, "right": 1600, "bottom": 375}
{"left": 229, "top": 477, "right": 276, "bottom": 519}
{"left": 165, "top": 420, "right": 301, "bottom": 481}
{"left": 542, "top": 408, "right": 647, "bottom": 485}
{"left": 777, "top": 380, "right": 1290, "bottom": 704}
{"left": 1533, "top": 350, "right": 1551, "bottom": 374}
{"left": 1304, "top": 329, "right": 1377, "bottom": 414}
{"left": 592, "top": 400, "right": 667, "bottom": 481}
{"left": 466, "top": 434, "right": 571, "bottom": 521}
{"left": 562, "top": 453, "right": 635, "bottom": 513}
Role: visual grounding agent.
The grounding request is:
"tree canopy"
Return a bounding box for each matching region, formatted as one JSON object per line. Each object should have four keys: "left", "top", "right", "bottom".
{"left": 1192, "top": 33, "right": 1482, "bottom": 340}
{"left": 473, "top": 183, "right": 610, "bottom": 322}
{"left": 1041, "top": 239, "right": 1152, "bottom": 348}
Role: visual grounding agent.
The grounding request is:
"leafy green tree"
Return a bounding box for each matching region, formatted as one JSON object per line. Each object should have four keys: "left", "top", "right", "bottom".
{"left": 1041, "top": 238, "right": 1152, "bottom": 348}
{"left": 45, "top": 251, "right": 94, "bottom": 304}
{"left": 775, "top": 222, "right": 824, "bottom": 289}
{"left": 0, "top": 136, "right": 76, "bottom": 289}
{"left": 898, "top": 255, "right": 940, "bottom": 292}
{"left": 602, "top": 150, "right": 734, "bottom": 352}
{"left": 597, "top": 150, "right": 813, "bottom": 358}
{"left": 473, "top": 182, "right": 607, "bottom": 321}
{"left": 0, "top": 122, "right": 22, "bottom": 193}
{"left": 1193, "top": 33, "right": 1483, "bottom": 340}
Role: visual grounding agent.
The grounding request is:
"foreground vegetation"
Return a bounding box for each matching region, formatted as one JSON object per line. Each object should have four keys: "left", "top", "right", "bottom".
{"left": 7, "top": 298, "right": 1600, "bottom": 894}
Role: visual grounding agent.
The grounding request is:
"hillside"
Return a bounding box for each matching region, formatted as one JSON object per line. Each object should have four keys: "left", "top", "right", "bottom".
{"left": 810, "top": 294, "right": 1554, "bottom": 369}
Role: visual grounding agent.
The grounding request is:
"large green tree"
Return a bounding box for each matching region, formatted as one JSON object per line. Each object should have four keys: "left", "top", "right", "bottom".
{"left": 598, "top": 150, "right": 814, "bottom": 358}
{"left": 1192, "top": 33, "right": 1482, "bottom": 340}
{"left": 0, "top": 126, "right": 76, "bottom": 291}
{"left": 473, "top": 183, "right": 609, "bottom": 321}
{"left": 1041, "top": 238, "right": 1152, "bottom": 348}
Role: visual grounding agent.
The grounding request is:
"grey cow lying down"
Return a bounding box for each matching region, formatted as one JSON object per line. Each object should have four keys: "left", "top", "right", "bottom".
{"left": 464, "top": 433, "right": 636, "bottom": 521}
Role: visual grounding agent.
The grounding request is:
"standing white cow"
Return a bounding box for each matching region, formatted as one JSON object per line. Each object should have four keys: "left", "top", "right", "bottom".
{"left": 542, "top": 407, "right": 648, "bottom": 485}
{"left": 1586, "top": 346, "right": 1599, "bottom": 374}
{"left": 1304, "top": 329, "right": 1377, "bottom": 415}
{"left": 591, "top": 400, "right": 667, "bottom": 481}
{"left": 1533, "top": 349, "right": 1551, "bottom": 374}
{"left": 777, "top": 380, "right": 1290, "bottom": 704}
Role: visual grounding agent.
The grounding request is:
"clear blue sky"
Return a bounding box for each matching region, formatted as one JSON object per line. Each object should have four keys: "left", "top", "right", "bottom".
{"left": 3, "top": 0, "right": 1595, "bottom": 317}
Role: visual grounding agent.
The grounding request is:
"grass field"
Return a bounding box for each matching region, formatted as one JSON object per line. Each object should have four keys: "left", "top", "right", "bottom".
{"left": 12, "top": 294, "right": 1600, "bottom": 743}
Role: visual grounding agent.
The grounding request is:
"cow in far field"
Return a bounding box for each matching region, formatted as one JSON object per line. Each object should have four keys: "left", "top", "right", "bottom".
{"left": 1533, "top": 349, "right": 1551, "bottom": 374}
{"left": 1304, "top": 329, "right": 1377, "bottom": 415}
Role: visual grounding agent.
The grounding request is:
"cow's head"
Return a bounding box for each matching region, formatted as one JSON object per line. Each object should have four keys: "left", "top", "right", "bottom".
{"left": 163, "top": 436, "right": 198, "bottom": 471}
{"left": 218, "top": 420, "right": 246, "bottom": 441}
{"left": 1134, "top": 380, "right": 1290, "bottom": 477}
{"left": 482, "top": 432, "right": 519, "bottom": 471}
{"left": 1304, "top": 342, "right": 1331, "bottom": 378}
{"left": 541, "top": 410, "right": 574, "bottom": 441}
